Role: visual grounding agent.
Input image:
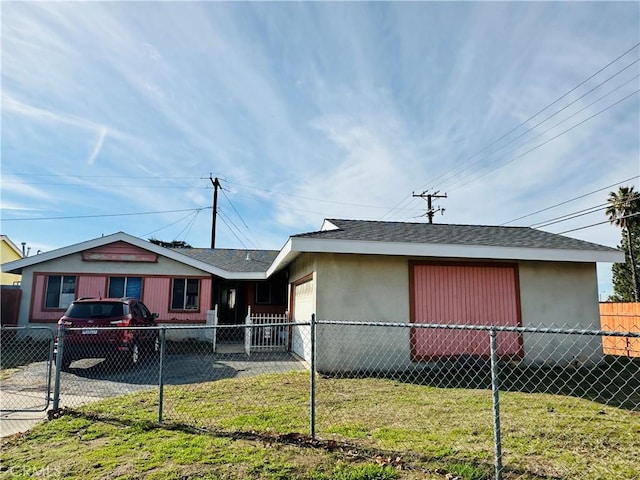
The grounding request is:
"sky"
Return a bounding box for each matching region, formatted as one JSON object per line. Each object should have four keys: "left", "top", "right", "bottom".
{"left": 1, "top": 1, "right": 639, "bottom": 297}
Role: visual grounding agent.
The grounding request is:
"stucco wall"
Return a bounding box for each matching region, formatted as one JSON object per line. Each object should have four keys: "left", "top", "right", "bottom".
{"left": 312, "top": 253, "right": 411, "bottom": 372}
{"left": 293, "top": 253, "right": 604, "bottom": 372}
{"left": 518, "top": 261, "right": 603, "bottom": 365}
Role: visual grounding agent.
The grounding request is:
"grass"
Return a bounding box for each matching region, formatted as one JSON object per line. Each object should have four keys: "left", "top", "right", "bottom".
{"left": 1, "top": 371, "right": 639, "bottom": 479}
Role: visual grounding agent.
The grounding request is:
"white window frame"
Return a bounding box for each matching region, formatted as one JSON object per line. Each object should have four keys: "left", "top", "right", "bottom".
{"left": 45, "top": 275, "right": 76, "bottom": 309}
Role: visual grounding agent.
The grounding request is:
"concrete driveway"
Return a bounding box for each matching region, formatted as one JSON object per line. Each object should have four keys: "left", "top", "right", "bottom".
{"left": 1, "top": 346, "right": 307, "bottom": 438}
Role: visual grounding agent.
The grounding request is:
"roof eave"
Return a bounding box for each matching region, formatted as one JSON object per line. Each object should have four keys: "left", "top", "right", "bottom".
{"left": 0, "top": 232, "right": 271, "bottom": 279}
{"left": 286, "top": 237, "right": 624, "bottom": 263}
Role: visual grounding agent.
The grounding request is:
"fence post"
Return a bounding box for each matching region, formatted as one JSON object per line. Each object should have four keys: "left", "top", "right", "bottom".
{"left": 310, "top": 313, "right": 316, "bottom": 438}
{"left": 158, "top": 327, "right": 166, "bottom": 423}
{"left": 489, "top": 328, "right": 503, "bottom": 480}
{"left": 52, "top": 323, "right": 65, "bottom": 410}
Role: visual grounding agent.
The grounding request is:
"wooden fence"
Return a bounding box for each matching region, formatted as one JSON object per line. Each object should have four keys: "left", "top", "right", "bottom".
{"left": 599, "top": 302, "right": 640, "bottom": 357}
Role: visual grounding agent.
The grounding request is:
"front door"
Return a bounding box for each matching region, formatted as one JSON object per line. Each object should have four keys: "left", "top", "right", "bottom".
{"left": 218, "top": 281, "right": 245, "bottom": 343}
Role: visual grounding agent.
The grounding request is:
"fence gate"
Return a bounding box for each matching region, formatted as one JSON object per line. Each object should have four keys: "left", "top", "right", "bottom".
{"left": 245, "top": 308, "right": 289, "bottom": 355}
{"left": 0, "top": 326, "right": 55, "bottom": 412}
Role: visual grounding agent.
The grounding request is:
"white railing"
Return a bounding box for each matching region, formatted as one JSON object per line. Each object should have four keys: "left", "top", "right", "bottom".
{"left": 245, "top": 307, "right": 289, "bottom": 355}
{"left": 206, "top": 305, "right": 218, "bottom": 352}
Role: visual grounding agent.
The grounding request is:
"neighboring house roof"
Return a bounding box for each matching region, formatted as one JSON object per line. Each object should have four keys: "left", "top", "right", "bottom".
{"left": 1, "top": 235, "right": 23, "bottom": 259}
{"left": 268, "top": 219, "right": 624, "bottom": 272}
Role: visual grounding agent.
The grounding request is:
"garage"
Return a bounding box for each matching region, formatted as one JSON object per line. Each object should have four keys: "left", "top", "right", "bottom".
{"left": 410, "top": 262, "right": 523, "bottom": 361}
{"left": 291, "top": 275, "right": 315, "bottom": 359}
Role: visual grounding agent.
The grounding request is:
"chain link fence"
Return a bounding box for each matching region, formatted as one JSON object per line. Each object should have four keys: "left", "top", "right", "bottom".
{"left": 2, "top": 317, "right": 639, "bottom": 480}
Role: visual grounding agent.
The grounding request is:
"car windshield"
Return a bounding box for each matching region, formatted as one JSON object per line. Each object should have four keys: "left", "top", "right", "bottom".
{"left": 65, "top": 302, "right": 124, "bottom": 319}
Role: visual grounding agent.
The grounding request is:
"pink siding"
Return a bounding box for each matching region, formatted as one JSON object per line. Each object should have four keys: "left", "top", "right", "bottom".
{"left": 77, "top": 276, "right": 107, "bottom": 299}
{"left": 30, "top": 273, "right": 212, "bottom": 324}
{"left": 411, "top": 264, "right": 522, "bottom": 360}
{"left": 143, "top": 277, "right": 212, "bottom": 323}
{"left": 31, "top": 273, "right": 65, "bottom": 322}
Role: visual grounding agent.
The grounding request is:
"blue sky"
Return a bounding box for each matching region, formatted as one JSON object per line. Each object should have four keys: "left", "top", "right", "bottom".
{"left": 1, "top": 1, "right": 639, "bottom": 296}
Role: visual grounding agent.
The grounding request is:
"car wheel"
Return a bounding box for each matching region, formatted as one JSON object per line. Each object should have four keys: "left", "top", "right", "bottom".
{"left": 57, "top": 354, "right": 72, "bottom": 371}
{"left": 129, "top": 342, "right": 140, "bottom": 366}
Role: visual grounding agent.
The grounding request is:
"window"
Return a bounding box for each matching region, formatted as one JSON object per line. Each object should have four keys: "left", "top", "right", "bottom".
{"left": 256, "top": 276, "right": 287, "bottom": 305}
{"left": 256, "top": 282, "right": 272, "bottom": 304}
{"left": 45, "top": 275, "right": 76, "bottom": 309}
{"left": 108, "top": 277, "right": 142, "bottom": 299}
{"left": 171, "top": 278, "right": 199, "bottom": 310}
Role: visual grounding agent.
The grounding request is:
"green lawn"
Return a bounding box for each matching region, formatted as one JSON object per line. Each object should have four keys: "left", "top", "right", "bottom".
{"left": 1, "top": 371, "right": 638, "bottom": 480}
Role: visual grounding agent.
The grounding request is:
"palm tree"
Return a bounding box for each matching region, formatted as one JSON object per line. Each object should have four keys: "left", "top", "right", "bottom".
{"left": 606, "top": 186, "right": 640, "bottom": 301}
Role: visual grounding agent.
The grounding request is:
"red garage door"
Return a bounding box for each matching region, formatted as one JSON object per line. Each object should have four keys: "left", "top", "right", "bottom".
{"left": 410, "top": 263, "right": 523, "bottom": 361}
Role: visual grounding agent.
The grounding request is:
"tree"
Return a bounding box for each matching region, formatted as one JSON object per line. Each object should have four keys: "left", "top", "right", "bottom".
{"left": 606, "top": 186, "right": 640, "bottom": 301}
{"left": 148, "top": 238, "right": 193, "bottom": 249}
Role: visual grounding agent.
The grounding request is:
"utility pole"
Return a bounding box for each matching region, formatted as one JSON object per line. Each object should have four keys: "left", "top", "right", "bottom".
{"left": 210, "top": 176, "right": 221, "bottom": 248}
{"left": 413, "top": 190, "right": 447, "bottom": 224}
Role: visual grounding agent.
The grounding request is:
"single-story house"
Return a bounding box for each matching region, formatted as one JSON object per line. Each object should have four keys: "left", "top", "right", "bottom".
{"left": 1, "top": 233, "right": 288, "bottom": 342}
{"left": 2, "top": 219, "right": 624, "bottom": 369}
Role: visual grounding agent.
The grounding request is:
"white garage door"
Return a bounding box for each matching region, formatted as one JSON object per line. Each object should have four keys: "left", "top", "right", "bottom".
{"left": 292, "top": 278, "right": 315, "bottom": 360}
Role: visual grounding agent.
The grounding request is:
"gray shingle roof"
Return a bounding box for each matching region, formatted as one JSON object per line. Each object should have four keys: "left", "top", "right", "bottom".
{"left": 293, "top": 219, "right": 619, "bottom": 252}
{"left": 171, "top": 248, "right": 279, "bottom": 272}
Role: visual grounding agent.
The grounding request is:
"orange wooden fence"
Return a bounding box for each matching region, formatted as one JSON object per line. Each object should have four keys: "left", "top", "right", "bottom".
{"left": 599, "top": 302, "right": 640, "bottom": 357}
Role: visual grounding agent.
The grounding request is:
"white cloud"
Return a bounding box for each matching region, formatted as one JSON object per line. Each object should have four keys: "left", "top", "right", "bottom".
{"left": 0, "top": 1, "right": 638, "bottom": 256}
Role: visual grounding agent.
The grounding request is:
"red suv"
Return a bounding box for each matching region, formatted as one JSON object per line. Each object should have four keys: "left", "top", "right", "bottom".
{"left": 55, "top": 297, "right": 159, "bottom": 369}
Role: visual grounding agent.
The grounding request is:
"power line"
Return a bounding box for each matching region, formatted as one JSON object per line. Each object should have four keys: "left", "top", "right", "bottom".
{"left": 501, "top": 175, "right": 640, "bottom": 225}
{"left": 440, "top": 71, "right": 640, "bottom": 192}
{"left": 2, "top": 207, "right": 211, "bottom": 221}
{"left": 4, "top": 173, "right": 215, "bottom": 179}
{"left": 555, "top": 212, "right": 640, "bottom": 235}
{"left": 217, "top": 208, "right": 258, "bottom": 249}
{"left": 221, "top": 188, "right": 249, "bottom": 229}
{"left": 216, "top": 211, "right": 249, "bottom": 249}
{"left": 448, "top": 88, "right": 640, "bottom": 193}
{"left": 225, "top": 180, "right": 401, "bottom": 210}
{"left": 529, "top": 203, "right": 608, "bottom": 228}
{"left": 142, "top": 210, "right": 203, "bottom": 238}
{"left": 174, "top": 209, "right": 201, "bottom": 243}
{"left": 529, "top": 192, "right": 638, "bottom": 228}
{"left": 420, "top": 42, "right": 640, "bottom": 192}
{"left": 220, "top": 186, "right": 261, "bottom": 248}
{"left": 0, "top": 182, "right": 210, "bottom": 189}
{"left": 380, "top": 42, "right": 640, "bottom": 221}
